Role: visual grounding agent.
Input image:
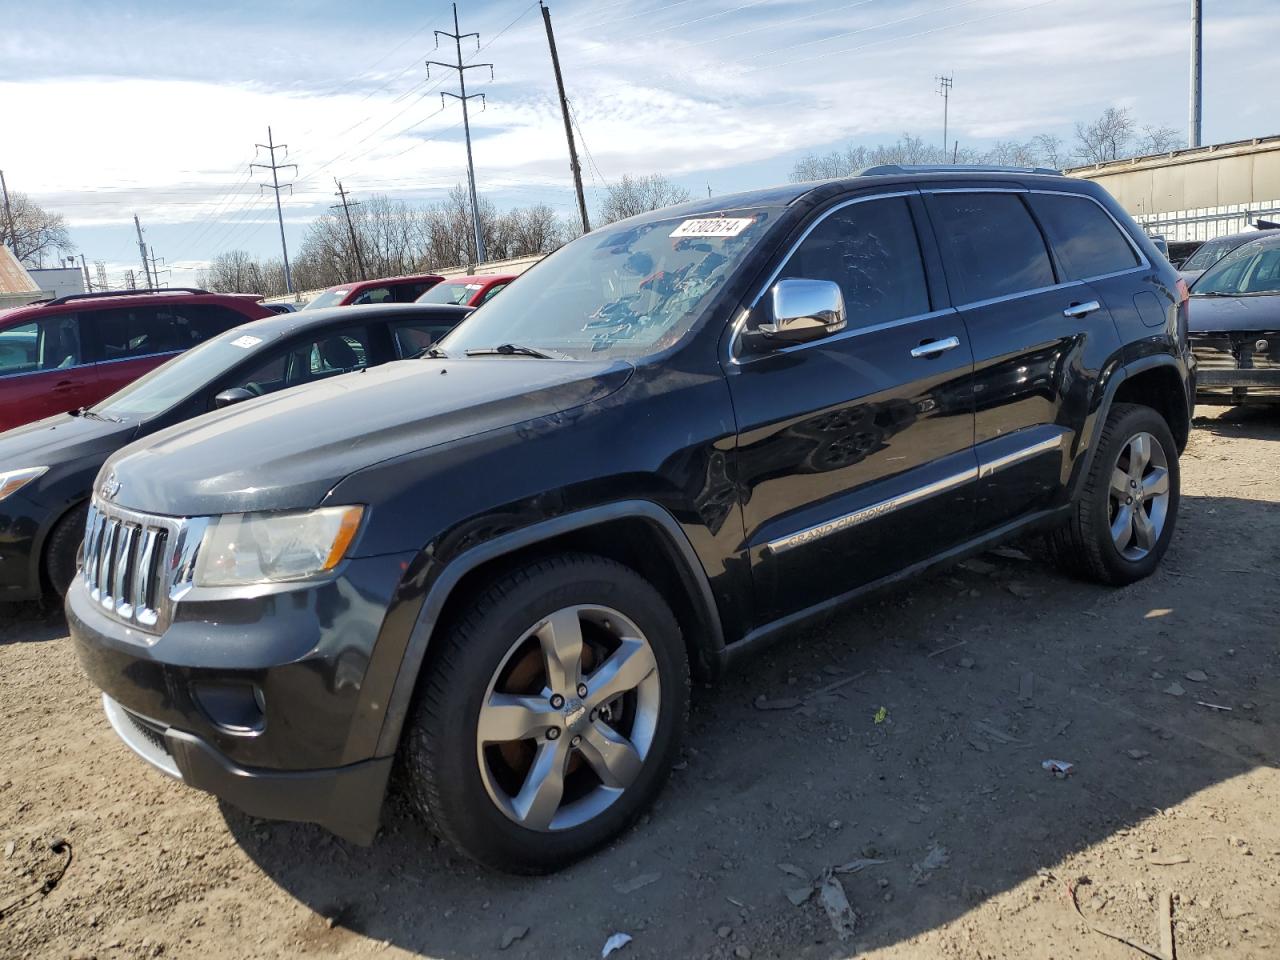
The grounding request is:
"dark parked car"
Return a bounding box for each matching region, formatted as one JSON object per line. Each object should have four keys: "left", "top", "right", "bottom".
{"left": 1179, "top": 224, "right": 1279, "bottom": 284}
{"left": 1187, "top": 231, "right": 1280, "bottom": 405}
{"left": 0, "top": 303, "right": 471, "bottom": 602}
{"left": 68, "top": 167, "right": 1193, "bottom": 874}
{"left": 302, "top": 274, "right": 445, "bottom": 309}
{"left": 0, "top": 288, "right": 274, "bottom": 433}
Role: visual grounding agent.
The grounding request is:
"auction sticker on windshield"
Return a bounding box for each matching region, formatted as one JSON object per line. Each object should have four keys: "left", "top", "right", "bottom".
{"left": 670, "top": 218, "right": 754, "bottom": 238}
{"left": 230, "top": 335, "right": 263, "bottom": 349}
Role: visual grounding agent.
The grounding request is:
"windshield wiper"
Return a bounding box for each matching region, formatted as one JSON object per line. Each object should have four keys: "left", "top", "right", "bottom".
{"left": 417, "top": 346, "right": 449, "bottom": 359}
{"left": 465, "top": 343, "right": 563, "bottom": 359}
{"left": 71, "top": 407, "right": 122, "bottom": 423}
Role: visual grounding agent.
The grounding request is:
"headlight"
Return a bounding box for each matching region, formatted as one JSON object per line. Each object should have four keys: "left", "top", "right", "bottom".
{"left": 193, "top": 505, "right": 364, "bottom": 587}
{"left": 0, "top": 467, "right": 47, "bottom": 502}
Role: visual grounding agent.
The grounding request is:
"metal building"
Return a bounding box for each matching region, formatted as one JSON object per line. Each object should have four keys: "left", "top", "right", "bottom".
{"left": 1066, "top": 135, "right": 1280, "bottom": 243}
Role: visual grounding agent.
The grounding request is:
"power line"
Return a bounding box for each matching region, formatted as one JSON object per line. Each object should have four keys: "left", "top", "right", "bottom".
{"left": 428, "top": 2, "right": 494, "bottom": 267}
{"left": 250, "top": 126, "right": 298, "bottom": 293}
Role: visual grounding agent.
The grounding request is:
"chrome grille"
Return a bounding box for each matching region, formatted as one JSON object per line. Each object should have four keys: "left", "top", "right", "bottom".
{"left": 81, "top": 499, "right": 205, "bottom": 632}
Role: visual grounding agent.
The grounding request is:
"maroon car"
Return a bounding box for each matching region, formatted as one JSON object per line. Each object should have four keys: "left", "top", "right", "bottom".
{"left": 414, "top": 273, "right": 516, "bottom": 307}
{"left": 303, "top": 274, "right": 445, "bottom": 310}
{"left": 0, "top": 288, "right": 273, "bottom": 433}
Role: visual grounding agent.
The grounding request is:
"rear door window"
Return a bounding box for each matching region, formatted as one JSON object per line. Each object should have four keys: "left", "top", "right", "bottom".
{"left": 92, "top": 306, "right": 180, "bottom": 360}
{"left": 778, "top": 196, "right": 931, "bottom": 329}
{"left": 1028, "top": 193, "right": 1140, "bottom": 280}
{"left": 929, "top": 192, "right": 1056, "bottom": 303}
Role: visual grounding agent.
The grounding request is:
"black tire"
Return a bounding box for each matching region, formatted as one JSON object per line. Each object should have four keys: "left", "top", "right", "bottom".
{"left": 1048, "top": 402, "right": 1180, "bottom": 585}
{"left": 400, "top": 553, "right": 689, "bottom": 874}
{"left": 44, "top": 502, "right": 89, "bottom": 598}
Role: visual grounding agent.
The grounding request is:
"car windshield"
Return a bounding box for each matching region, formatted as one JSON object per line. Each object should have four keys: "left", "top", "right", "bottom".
{"left": 1192, "top": 241, "right": 1280, "bottom": 297}
{"left": 439, "top": 207, "right": 782, "bottom": 359}
{"left": 95, "top": 327, "right": 277, "bottom": 419}
{"left": 303, "top": 288, "right": 349, "bottom": 310}
{"left": 417, "top": 282, "right": 475, "bottom": 305}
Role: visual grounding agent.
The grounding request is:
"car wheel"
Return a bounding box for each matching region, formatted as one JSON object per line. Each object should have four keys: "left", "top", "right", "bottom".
{"left": 401, "top": 553, "right": 689, "bottom": 874}
{"left": 1048, "top": 402, "right": 1180, "bottom": 585}
{"left": 45, "top": 502, "right": 89, "bottom": 597}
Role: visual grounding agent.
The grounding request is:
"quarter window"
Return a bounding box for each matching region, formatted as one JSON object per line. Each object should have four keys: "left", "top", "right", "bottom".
{"left": 930, "top": 192, "right": 1056, "bottom": 303}
{"left": 1028, "top": 193, "right": 1140, "bottom": 280}
{"left": 778, "top": 197, "right": 930, "bottom": 328}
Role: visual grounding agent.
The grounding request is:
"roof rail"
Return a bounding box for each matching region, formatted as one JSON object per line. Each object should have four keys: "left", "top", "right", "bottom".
{"left": 857, "top": 164, "right": 1063, "bottom": 177}
{"left": 41, "top": 287, "right": 210, "bottom": 307}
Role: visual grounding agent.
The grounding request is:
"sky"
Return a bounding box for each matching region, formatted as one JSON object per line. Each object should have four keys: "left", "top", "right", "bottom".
{"left": 2, "top": 0, "right": 1276, "bottom": 289}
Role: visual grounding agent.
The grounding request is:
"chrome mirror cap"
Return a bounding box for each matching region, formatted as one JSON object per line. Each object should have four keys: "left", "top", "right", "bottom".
{"left": 755, "top": 278, "right": 847, "bottom": 345}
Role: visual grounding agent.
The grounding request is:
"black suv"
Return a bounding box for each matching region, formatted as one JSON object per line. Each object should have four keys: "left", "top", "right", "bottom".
{"left": 68, "top": 167, "right": 1194, "bottom": 874}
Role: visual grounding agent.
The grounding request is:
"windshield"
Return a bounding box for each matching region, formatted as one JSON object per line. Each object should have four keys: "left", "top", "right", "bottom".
{"left": 303, "top": 287, "right": 349, "bottom": 310}
{"left": 95, "top": 327, "right": 277, "bottom": 419}
{"left": 1192, "top": 241, "right": 1280, "bottom": 297}
{"left": 1183, "top": 235, "right": 1243, "bottom": 272}
{"left": 439, "top": 208, "right": 782, "bottom": 359}
{"left": 417, "top": 281, "right": 476, "bottom": 305}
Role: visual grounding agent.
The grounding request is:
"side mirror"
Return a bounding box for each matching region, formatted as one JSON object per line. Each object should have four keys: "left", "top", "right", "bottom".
{"left": 213, "top": 387, "right": 255, "bottom": 409}
{"left": 753, "top": 278, "right": 846, "bottom": 345}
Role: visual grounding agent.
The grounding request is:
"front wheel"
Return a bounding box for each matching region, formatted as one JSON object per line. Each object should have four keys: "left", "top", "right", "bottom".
{"left": 400, "top": 554, "right": 689, "bottom": 874}
{"left": 1049, "top": 402, "right": 1180, "bottom": 585}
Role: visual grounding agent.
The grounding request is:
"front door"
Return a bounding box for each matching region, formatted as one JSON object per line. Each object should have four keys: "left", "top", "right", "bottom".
{"left": 724, "top": 192, "right": 978, "bottom": 625}
{"left": 0, "top": 312, "right": 98, "bottom": 430}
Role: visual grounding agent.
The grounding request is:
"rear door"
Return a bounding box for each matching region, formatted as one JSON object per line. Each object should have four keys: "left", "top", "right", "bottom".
{"left": 923, "top": 188, "right": 1125, "bottom": 531}
{"left": 0, "top": 312, "right": 98, "bottom": 429}
{"left": 725, "top": 191, "right": 978, "bottom": 624}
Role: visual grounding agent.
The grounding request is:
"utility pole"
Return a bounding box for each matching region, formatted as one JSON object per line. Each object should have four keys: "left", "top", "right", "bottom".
{"left": 332, "top": 179, "right": 368, "bottom": 281}
{"left": 1189, "top": 0, "right": 1202, "bottom": 147}
{"left": 0, "top": 170, "right": 15, "bottom": 255}
{"left": 147, "top": 245, "right": 170, "bottom": 288}
{"left": 936, "top": 75, "right": 953, "bottom": 156}
{"left": 540, "top": 3, "right": 591, "bottom": 235}
{"left": 133, "top": 214, "right": 154, "bottom": 289}
{"left": 79, "top": 254, "right": 92, "bottom": 292}
{"left": 94, "top": 261, "right": 109, "bottom": 292}
{"left": 124, "top": 269, "right": 137, "bottom": 290}
{"left": 251, "top": 127, "right": 297, "bottom": 293}
{"left": 429, "top": 4, "right": 493, "bottom": 268}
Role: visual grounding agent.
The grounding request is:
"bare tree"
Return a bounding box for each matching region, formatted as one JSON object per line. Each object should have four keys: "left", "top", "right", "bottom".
{"left": 598, "top": 174, "right": 692, "bottom": 225}
{"left": 1074, "top": 107, "right": 1137, "bottom": 164}
{"left": 1137, "top": 124, "right": 1183, "bottom": 155}
{"left": 1032, "top": 133, "right": 1067, "bottom": 170}
{"left": 1, "top": 192, "right": 74, "bottom": 267}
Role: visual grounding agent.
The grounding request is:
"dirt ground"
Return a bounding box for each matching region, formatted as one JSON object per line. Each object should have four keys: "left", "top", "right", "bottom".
{"left": 2, "top": 405, "right": 1277, "bottom": 960}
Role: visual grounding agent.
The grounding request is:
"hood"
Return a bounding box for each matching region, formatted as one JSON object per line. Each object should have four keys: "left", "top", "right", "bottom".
{"left": 0, "top": 412, "right": 135, "bottom": 474}
{"left": 102, "top": 357, "right": 633, "bottom": 517}
{"left": 1188, "top": 293, "right": 1280, "bottom": 334}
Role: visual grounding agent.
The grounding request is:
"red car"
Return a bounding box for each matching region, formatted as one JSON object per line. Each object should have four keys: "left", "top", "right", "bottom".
{"left": 414, "top": 273, "right": 516, "bottom": 307}
{"left": 0, "top": 288, "right": 273, "bottom": 433}
{"left": 303, "top": 274, "right": 445, "bottom": 310}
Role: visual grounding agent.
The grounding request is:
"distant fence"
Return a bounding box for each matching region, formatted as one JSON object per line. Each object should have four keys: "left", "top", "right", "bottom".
{"left": 262, "top": 253, "right": 545, "bottom": 306}
{"left": 1137, "top": 200, "right": 1280, "bottom": 243}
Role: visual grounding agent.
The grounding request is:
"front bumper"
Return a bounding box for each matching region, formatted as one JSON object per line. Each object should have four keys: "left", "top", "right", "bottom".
{"left": 67, "top": 549, "right": 416, "bottom": 842}
{"left": 102, "top": 693, "right": 391, "bottom": 843}
{"left": 1191, "top": 333, "right": 1280, "bottom": 404}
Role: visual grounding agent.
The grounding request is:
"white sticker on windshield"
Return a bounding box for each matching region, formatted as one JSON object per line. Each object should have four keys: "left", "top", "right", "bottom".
{"left": 230, "top": 335, "right": 262, "bottom": 349}
{"left": 670, "top": 217, "right": 754, "bottom": 238}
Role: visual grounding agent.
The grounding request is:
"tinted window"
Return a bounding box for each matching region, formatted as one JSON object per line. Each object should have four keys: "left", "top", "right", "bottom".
{"left": 0, "top": 315, "right": 82, "bottom": 375}
{"left": 779, "top": 197, "right": 929, "bottom": 327}
{"left": 350, "top": 286, "right": 393, "bottom": 305}
{"left": 93, "top": 306, "right": 182, "bottom": 359}
{"left": 309, "top": 328, "right": 369, "bottom": 375}
{"left": 390, "top": 318, "right": 462, "bottom": 358}
{"left": 1029, "top": 193, "right": 1139, "bottom": 280}
{"left": 392, "top": 282, "right": 431, "bottom": 303}
{"left": 223, "top": 326, "right": 372, "bottom": 400}
{"left": 931, "top": 192, "right": 1055, "bottom": 303}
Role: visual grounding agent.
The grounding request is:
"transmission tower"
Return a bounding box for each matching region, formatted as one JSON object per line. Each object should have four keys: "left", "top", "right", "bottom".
{"left": 251, "top": 127, "right": 298, "bottom": 293}
{"left": 428, "top": 3, "right": 493, "bottom": 268}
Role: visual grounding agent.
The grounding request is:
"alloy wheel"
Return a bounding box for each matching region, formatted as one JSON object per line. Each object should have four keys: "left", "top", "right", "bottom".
{"left": 1108, "top": 431, "right": 1171, "bottom": 561}
{"left": 475, "top": 605, "right": 661, "bottom": 832}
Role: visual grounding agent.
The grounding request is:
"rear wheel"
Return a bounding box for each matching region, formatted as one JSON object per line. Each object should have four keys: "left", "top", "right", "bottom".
{"left": 44, "top": 502, "right": 89, "bottom": 597}
{"left": 1049, "top": 403, "right": 1179, "bottom": 585}
{"left": 400, "top": 554, "right": 688, "bottom": 874}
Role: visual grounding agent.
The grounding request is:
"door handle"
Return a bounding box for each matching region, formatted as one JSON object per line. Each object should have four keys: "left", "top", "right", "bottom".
{"left": 910, "top": 336, "right": 960, "bottom": 359}
{"left": 52, "top": 380, "right": 75, "bottom": 392}
{"left": 1063, "top": 300, "right": 1102, "bottom": 319}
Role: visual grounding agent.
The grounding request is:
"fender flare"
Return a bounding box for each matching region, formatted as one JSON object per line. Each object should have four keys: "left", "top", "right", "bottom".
{"left": 1069, "top": 353, "right": 1188, "bottom": 499}
{"left": 373, "top": 499, "right": 724, "bottom": 757}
